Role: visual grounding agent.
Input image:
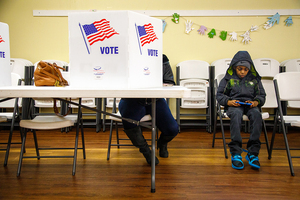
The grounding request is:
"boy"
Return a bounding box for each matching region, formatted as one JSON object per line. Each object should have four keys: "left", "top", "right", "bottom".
{"left": 216, "top": 51, "right": 266, "bottom": 170}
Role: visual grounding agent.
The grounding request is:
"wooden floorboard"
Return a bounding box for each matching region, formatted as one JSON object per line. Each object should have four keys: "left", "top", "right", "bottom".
{"left": 0, "top": 126, "right": 300, "bottom": 200}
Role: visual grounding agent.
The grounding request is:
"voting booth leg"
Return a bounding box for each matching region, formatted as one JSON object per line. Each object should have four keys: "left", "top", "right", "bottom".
{"left": 73, "top": 98, "right": 83, "bottom": 175}
{"left": 96, "top": 98, "right": 102, "bottom": 133}
{"left": 151, "top": 98, "right": 156, "bottom": 193}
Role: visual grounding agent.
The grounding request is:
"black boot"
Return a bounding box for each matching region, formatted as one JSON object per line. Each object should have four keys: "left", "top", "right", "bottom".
{"left": 124, "top": 126, "right": 159, "bottom": 165}
{"left": 157, "top": 135, "right": 175, "bottom": 158}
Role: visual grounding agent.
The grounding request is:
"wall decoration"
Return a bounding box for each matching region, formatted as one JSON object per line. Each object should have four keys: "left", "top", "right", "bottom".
{"left": 172, "top": 13, "right": 180, "bottom": 24}
{"left": 284, "top": 16, "right": 293, "bottom": 26}
{"left": 219, "top": 31, "right": 227, "bottom": 41}
{"left": 162, "top": 12, "right": 296, "bottom": 44}
{"left": 185, "top": 20, "right": 194, "bottom": 34}
{"left": 162, "top": 19, "right": 167, "bottom": 32}
{"left": 208, "top": 29, "right": 216, "bottom": 38}
{"left": 267, "top": 12, "right": 281, "bottom": 26}
{"left": 263, "top": 21, "right": 273, "bottom": 30}
{"left": 197, "top": 25, "right": 207, "bottom": 35}
{"left": 264, "top": 12, "right": 280, "bottom": 29}
{"left": 228, "top": 32, "right": 238, "bottom": 41}
{"left": 249, "top": 25, "right": 259, "bottom": 32}
{"left": 240, "top": 30, "right": 252, "bottom": 44}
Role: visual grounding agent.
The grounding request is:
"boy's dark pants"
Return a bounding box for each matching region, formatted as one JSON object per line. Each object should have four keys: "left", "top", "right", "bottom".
{"left": 226, "top": 106, "right": 262, "bottom": 156}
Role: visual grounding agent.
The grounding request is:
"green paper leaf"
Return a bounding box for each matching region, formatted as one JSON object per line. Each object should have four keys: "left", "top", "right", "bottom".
{"left": 208, "top": 29, "right": 216, "bottom": 38}
{"left": 219, "top": 31, "right": 227, "bottom": 41}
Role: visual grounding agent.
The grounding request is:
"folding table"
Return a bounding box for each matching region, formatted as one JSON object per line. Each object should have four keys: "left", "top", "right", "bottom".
{"left": 0, "top": 85, "right": 191, "bottom": 193}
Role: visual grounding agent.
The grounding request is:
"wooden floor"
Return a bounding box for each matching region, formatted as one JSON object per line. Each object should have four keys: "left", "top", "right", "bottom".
{"left": 0, "top": 125, "right": 300, "bottom": 200}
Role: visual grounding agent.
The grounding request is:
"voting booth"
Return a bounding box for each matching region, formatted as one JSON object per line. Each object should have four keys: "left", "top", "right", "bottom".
{"left": 69, "top": 11, "right": 162, "bottom": 88}
{"left": 0, "top": 22, "right": 11, "bottom": 86}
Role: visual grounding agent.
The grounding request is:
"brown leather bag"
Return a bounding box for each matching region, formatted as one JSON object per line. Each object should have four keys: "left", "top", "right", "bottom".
{"left": 34, "top": 61, "right": 69, "bottom": 86}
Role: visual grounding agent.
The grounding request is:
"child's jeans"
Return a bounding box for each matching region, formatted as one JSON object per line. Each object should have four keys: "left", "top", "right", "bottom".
{"left": 226, "top": 106, "right": 262, "bottom": 156}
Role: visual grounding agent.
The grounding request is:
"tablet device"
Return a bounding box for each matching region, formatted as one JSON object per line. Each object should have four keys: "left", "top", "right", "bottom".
{"left": 236, "top": 101, "right": 252, "bottom": 105}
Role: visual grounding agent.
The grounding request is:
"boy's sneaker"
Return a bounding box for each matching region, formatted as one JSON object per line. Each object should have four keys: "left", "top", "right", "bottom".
{"left": 246, "top": 154, "right": 260, "bottom": 169}
{"left": 231, "top": 154, "right": 244, "bottom": 170}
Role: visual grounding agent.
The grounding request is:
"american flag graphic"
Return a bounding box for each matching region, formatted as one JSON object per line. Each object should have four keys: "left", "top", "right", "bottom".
{"left": 137, "top": 23, "right": 158, "bottom": 46}
{"left": 0, "top": 35, "right": 4, "bottom": 43}
{"left": 82, "top": 19, "right": 119, "bottom": 46}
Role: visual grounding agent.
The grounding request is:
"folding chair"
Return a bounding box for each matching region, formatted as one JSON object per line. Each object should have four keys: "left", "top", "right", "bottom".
{"left": 0, "top": 73, "right": 23, "bottom": 166}
{"left": 70, "top": 97, "right": 102, "bottom": 132}
{"left": 210, "top": 58, "right": 232, "bottom": 137}
{"left": 211, "top": 58, "right": 232, "bottom": 80}
{"left": 63, "top": 63, "right": 102, "bottom": 132}
{"left": 253, "top": 58, "right": 280, "bottom": 126}
{"left": 0, "top": 116, "right": 7, "bottom": 122}
{"left": 10, "top": 58, "right": 33, "bottom": 80}
{"left": 17, "top": 98, "right": 85, "bottom": 176}
{"left": 176, "top": 60, "right": 212, "bottom": 132}
{"left": 107, "top": 98, "right": 157, "bottom": 160}
{"left": 212, "top": 74, "right": 270, "bottom": 158}
{"left": 269, "top": 72, "right": 300, "bottom": 176}
{"left": 280, "top": 59, "right": 300, "bottom": 110}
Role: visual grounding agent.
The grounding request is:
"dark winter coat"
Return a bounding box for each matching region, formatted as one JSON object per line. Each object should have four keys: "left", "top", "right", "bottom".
{"left": 216, "top": 51, "right": 266, "bottom": 108}
{"left": 163, "top": 54, "right": 175, "bottom": 85}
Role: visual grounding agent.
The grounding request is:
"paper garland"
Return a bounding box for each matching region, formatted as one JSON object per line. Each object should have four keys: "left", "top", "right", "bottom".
{"left": 162, "top": 12, "right": 295, "bottom": 44}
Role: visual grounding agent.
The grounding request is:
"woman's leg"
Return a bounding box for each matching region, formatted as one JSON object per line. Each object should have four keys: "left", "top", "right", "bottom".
{"left": 119, "top": 98, "right": 159, "bottom": 165}
{"left": 147, "top": 98, "right": 178, "bottom": 157}
{"left": 119, "top": 98, "right": 146, "bottom": 129}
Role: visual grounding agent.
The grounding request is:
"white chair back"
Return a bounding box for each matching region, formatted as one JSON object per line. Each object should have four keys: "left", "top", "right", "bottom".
{"left": 211, "top": 58, "right": 231, "bottom": 79}
{"left": 0, "top": 73, "right": 22, "bottom": 108}
{"left": 281, "top": 59, "right": 300, "bottom": 72}
{"left": 215, "top": 73, "right": 225, "bottom": 87}
{"left": 274, "top": 72, "right": 300, "bottom": 102}
{"left": 253, "top": 58, "right": 280, "bottom": 77}
{"left": 253, "top": 58, "right": 280, "bottom": 109}
{"left": 70, "top": 98, "right": 96, "bottom": 108}
{"left": 177, "top": 60, "right": 210, "bottom": 80}
{"left": 106, "top": 98, "right": 121, "bottom": 108}
{"left": 177, "top": 60, "right": 210, "bottom": 108}
{"left": 261, "top": 79, "right": 277, "bottom": 108}
{"left": 280, "top": 59, "right": 300, "bottom": 108}
{"left": 10, "top": 58, "right": 33, "bottom": 79}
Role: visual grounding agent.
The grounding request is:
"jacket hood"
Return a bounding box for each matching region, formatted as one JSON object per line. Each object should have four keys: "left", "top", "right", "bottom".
{"left": 225, "top": 51, "right": 261, "bottom": 80}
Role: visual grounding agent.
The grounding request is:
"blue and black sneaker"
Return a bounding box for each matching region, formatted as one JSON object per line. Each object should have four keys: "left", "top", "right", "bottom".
{"left": 246, "top": 153, "right": 260, "bottom": 169}
{"left": 231, "top": 154, "right": 244, "bottom": 170}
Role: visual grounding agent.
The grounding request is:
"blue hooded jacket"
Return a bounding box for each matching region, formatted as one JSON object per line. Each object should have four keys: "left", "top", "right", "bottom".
{"left": 216, "top": 51, "right": 266, "bottom": 108}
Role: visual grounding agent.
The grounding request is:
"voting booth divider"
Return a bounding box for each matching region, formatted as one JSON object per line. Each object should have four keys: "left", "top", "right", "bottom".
{"left": 68, "top": 11, "right": 163, "bottom": 89}
{"left": 0, "top": 22, "right": 11, "bottom": 87}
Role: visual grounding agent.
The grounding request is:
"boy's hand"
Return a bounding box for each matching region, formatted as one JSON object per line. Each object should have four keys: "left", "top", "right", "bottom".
{"left": 246, "top": 100, "right": 259, "bottom": 108}
{"left": 227, "top": 100, "right": 241, "bottom": 107}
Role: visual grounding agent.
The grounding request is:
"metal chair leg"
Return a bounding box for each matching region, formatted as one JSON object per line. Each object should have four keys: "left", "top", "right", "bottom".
{"left": 262, "top": 120, "right": 270, "bottom": 158}
{"left": 32, "top": 130, "right": 40, "bottom": 159}
{"left": 281, "top": 124, "right": 295, "bottom": 176}
{"left": 17, "top": 129, "right": 27, "bottom": 177}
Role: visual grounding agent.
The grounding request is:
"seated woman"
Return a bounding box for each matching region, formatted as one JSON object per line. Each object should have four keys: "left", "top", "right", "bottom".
{"left": 118, "top": 54, "right": 178, "bottom": 165}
